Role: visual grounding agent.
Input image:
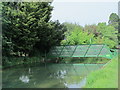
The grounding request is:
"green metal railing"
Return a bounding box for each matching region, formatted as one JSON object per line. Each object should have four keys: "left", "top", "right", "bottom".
{"left": 47, "top": 44, "right": 115, "bottom": 59}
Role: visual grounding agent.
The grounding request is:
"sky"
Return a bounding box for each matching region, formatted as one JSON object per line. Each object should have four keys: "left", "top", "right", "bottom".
{"left": 51, "top": 0, "right": 119, "bottom": 26}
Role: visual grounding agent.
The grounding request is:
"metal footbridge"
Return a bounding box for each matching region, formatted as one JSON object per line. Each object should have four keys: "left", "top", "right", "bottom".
{"left": 47, "top": 44, "right": 117, "bottom": 59}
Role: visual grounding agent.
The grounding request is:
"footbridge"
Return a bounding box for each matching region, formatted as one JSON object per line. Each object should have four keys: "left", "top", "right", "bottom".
{"left": 47, "top": 44, "right": 117, "bottom": 59}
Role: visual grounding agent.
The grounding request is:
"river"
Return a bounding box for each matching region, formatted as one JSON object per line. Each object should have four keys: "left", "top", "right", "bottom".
{"left": 2, "top": 63, "right": 104, "bottom": 88}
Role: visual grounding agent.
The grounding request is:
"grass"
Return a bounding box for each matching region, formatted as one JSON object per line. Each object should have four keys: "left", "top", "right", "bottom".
{"left": 84, "top": 56, "right": 118, "bottom": 88}
{"left": 60, "top": 57, "right": 110, "bottom": 64}
{"left": 2, "top": 56, "right": 110, "bottom": 69}
{"left": 2, "top": 56, "right": 43, "bottom": 69}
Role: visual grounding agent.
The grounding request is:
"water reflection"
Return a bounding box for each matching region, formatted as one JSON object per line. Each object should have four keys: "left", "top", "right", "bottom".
{"left": 64, "top": 77, "right": 86, "bottom": 88}
{"left": 49, "top": 70, "right": 67, "bottom": 78}
{"left": 3, "top": 63, "right": 104, "bottom": 88}
{"left": 19, "top": 75, "right": 29, "bottom": 83}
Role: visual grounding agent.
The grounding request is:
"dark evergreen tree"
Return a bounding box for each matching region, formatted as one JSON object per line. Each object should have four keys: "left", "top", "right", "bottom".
{"left": 108, "top": 13, "right": 119, "bottom": 30}
{"left": 2, "top": 2, "right": 66, "bottom": 56}
{"left": 108, "top": 13, "right": 120, "bottom": 45}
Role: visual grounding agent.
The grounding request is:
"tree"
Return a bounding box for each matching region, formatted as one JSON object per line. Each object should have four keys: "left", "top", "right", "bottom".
{"left": 108, "top": 13, "right": 120, "bottom": 45}
{"left": 2, "top": 2, "right": 41, "bottom": 56}
{"left": 61, "top": 25, "right": 94, "bottom": 45}
{"left": 108, "top": 13, "right": 119, "bottom": 30}
{"left": 96, "top": 23, "right": 118, "bottom": 48}
{"left": 33, "top": 20, "right": 67, "bottom": 53}
{"left": 2, "top": 2, "right": 66, "bottom": 56}
{"left": 62, "top": 22, "right": 118, "bottom": 48}
{"left": 84, "top": 24, "right": 99, "bottom": 37}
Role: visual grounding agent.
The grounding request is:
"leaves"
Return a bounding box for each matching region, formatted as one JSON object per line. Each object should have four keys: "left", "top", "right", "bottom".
{"left": 61, "top": 21, "right": 118, "bottom": 49}
{"left": 61, "top": 25, "right": 94, "bottom": 45}
{"left": 2, "top": 2, "right": 66, "bottom": 56}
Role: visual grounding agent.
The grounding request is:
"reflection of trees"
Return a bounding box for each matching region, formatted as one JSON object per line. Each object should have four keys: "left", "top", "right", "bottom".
{"left": 3, "top": 67, "right": 32, "bottom": 88}
{"left": 50, "top": 70, "right": 67, "bottom": 79}
{"left": 3, "top": 64, "right": 93, "bottom": 88}
{"left": 19, "top": 75, "right": 29, "bottom": 83}
{"left": 18, "top": 67, "right": 33, "bottom": 83}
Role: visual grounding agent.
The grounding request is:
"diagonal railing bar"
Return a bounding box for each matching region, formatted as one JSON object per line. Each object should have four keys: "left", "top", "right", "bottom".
{"left": 84, "top": 44, "right": 91, "bottom": 57}
{"left": 71, "top": 45, "right": 78, "bottom": 57}
{"left": 67, "top": 45, "right": 74, "bottom": 56}
{"left": 47, "top": 47, "right": 54, "bottom": 57}
{"left": 96, "top": 45, "right": 106, "bottom": 68}
{"left": 97, "top": 44, "right": 105, "bottom": 57}
{"left": 57, "top": 46, "right": 64, "bottom": 57}
{"left": 69, "top": 64, "right": 79, "bottom": 76}
{"left": 47, "top": 46, "right": 63, "bottom": 58}
{"left": 79, "top": 45, "right": 84, "bottom": 56}
{"left": 63, "top": 46, "right": 71, "bottom": 57}
{"left": 52, "top": 46, "right": 59, "bottom": 57}
{"left": 59, "top": 45, "right": 65, "bottom": 57}
{"left": 62, "top": 40, "right": 74, "bottom": 57}
{"left": 65, "top": 45, "right": 76, "bottom": 57}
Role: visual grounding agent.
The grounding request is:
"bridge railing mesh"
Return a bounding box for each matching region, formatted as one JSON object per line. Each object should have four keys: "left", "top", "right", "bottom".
{"left": 47, "top": 44, "right": 113, "bottom": 59}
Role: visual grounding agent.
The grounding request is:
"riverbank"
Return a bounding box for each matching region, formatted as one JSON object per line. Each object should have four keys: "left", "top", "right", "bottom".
{"left": 84, "top": 56, "right": 118, "bottom": 88}
{"left": 2, "top": 56, "right": 42, "bottom": 69}
{"left": 2, "top": 56, "right": 110, "bottom": 69}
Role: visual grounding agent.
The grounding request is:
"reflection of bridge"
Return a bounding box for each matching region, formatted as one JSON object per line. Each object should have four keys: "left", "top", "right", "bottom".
{"left": 47, "top": 44, "right": 116, "bottom": 59}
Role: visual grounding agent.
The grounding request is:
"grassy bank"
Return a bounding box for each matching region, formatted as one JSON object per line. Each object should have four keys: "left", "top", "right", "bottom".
{"left": 2, "top": 56, "right": 43, "bottom": 69}
{"left": 2, "top": 56, "right": 110, "bottom": 69}
{"left": 84, "top": 56, "right": 118, "bottom": 88}
{"left": 61, "top": 57, "right": 110, "bottom": 64}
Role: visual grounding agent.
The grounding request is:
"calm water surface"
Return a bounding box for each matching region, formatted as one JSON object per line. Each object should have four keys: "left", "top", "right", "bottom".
{"left": 2, "top": 63, "right": 104, "bottom": 88}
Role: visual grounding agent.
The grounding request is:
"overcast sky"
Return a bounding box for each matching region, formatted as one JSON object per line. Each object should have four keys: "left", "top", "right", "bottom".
{"left": 51, "top": 1, "right": 118, "bottom": 26}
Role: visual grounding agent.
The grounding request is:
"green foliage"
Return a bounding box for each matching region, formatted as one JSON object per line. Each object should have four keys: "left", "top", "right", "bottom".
{"left": 84, "top": 24, "right": 99, "bottom": 37}
{"left": 102, "top": 37, "right": 117, "bottom": 48}
{"left": 2, "top": 56, "right": 42, "bottom": 68}
{"left": 63, "top": 22, "right": 83, "bottom": 32}
{"left": 2, "top": 2, "right": 43, "bottom": 56}
{"left": 62, "top": 22, "right": 118, "bottom": 48}
{"left": 96, "top": 23, "right": 118, "bottom": 48}
{"left": 97, "top": 23, "right": 117, "bottom": 39}
{"left": 61, "top": 25, "right": 94, "bottom": 45}
{"left": 108, "top": 13, "right": 119, "bottom": 30}
{"left": 2, "top": 2, "right": 66, "bottom": 67}
{"left": 2, "top": 35, "right": 13, "bottom": 56}
{"left": 58, "top": 57, "right": 109, "bottom": 64}
{"left": 108, "top": 13, "right": 120, "bottom": 45}
{"left": 2, "top": 2, "right": 66, "bottom": 57}
{"left": 34, "top": 20, "right": 67, "bottom": 53}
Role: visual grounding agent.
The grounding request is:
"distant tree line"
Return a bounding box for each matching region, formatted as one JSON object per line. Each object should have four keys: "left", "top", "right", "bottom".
{"left": 2, "top": 2, "right": 67, "bottom": 57}
{"left": 61, "top": 13, "right": 119, "bottom": 49}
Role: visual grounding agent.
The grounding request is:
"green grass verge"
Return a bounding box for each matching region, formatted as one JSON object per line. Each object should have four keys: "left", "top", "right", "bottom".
{"left": 84, "top": 56, "right": 118, "bottom": 88}
{"left": 59, "top": 57, "right": 110, "bottom": 64}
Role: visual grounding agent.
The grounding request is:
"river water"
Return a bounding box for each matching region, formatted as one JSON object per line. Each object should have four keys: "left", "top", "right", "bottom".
{"left": 2, "top": 63, "right": 104, "bottom": 88}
